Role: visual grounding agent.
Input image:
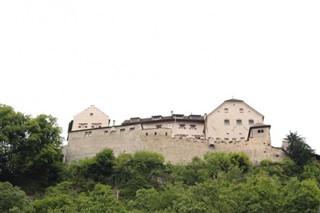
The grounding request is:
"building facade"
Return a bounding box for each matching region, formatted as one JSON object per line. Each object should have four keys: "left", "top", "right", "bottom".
{"left": 69, "top": 105, "right": 110, "bottom": 132}
{"left": 205, "top": 99, "right": 264, "bottom": 141}
{"left": 65, "top": 99, "right": 286, "bottom": 164}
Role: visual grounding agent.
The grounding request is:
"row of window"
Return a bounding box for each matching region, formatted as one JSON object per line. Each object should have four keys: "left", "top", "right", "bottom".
{"left": 179, "top": 124, "right": 197, "bottom": 130}
{"left": 224, "top": 119, "right": 254, "bottom": 126}
{"left": 78, "top": 122, "right": 102, "bottom": 129}
{"left": 223, "top": 108, "right": 248, "bottom": 113}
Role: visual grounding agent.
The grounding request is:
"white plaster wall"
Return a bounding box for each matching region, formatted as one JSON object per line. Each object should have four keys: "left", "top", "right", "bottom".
{"left": 72, "top": 105, "right": 110, "bottom": 131}
{"left": 205, "top": 101, "right": 263, "bottom": 140}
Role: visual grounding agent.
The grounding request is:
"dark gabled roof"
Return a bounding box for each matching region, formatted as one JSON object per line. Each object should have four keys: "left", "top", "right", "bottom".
{"left": 122, "top": 114, "right": 205, "bottom": 126}
{"left": 224, "top": 98, "right": 244, "bottom": 103}
{"left": 250, "top": 123, "right": 271, "bottom": 129}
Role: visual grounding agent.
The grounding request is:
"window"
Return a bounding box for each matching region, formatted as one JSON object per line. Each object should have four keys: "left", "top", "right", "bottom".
{"left": 224, "top": 119, "right": 230, "bottom": 126}
{"left": 78, "top": 123, "right": 88, "bottom": 129}
{"left": 85, "top": 131, "right": 92, "bottom": 137}
{"left": 224, "top": 108, "right": 229, "bottom": 113}
{"left": 179, "top": 124, "right": 186, "bottom": 129}
{"left": 154, "top": 132, "right": 157, "bottom": 135}
{"left": 120, "top": 129, "right": 125, "bottom": 133}
{"left": 190, "top": 124, "right": 196, "bottom": 130}
{"left": 91, "top": 123, "right": 102, "bottom": 128}
{"left": 104, "top": 130, "right": 108, "bottom": 134}
{"left": 130, "top": 127, "right": 135, "bottom": 132}
{"left": 239, "top": 108, "right": 243, "bottom": 113}
{"left": 248, "top": 119, "right": 254, "bottom": 126}
{"left": 90, "top": 113, "right": 94, "bottom": 116}
{"left": 258, "top": 129, "right": 264, "bottom": 133}
{"left": 156, "top": 125, "right": 162, "bottom": 128}
{"left": 236, "top": 119, "right": 242, "bottom": 126}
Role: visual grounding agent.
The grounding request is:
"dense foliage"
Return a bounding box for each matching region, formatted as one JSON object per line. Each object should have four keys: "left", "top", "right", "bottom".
{"left": 0, "top": 104, "right": 64, "bottom": 193}
{"left": 1, "top": 104, "right": 320, "bottom": 212}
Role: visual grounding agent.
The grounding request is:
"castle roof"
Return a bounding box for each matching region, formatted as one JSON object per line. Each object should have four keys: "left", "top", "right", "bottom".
{"left": 122, "top": 114, "right": 205, "bottom": 126}
{"left": 207, "top": 99, "right": 264, "bottom": 120}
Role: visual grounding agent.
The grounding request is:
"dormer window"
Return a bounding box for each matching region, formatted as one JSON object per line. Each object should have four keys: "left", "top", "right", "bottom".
{"left": 151, "top": 115, "right": 162, "bottom": 120}
{"left": 173, "top": 114, "right": 184, "bottom": 119}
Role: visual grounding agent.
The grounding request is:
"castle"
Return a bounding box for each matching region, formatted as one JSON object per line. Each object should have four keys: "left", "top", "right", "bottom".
{"left": 64, "top": 99, "right": 286, "bottom": 164}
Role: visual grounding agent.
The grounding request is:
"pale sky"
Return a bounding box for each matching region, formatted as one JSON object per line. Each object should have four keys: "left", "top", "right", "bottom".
{"left": 0, "top": 1, "right": 319, "bottom": 153}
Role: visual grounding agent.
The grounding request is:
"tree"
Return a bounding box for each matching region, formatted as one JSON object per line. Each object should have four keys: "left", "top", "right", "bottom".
{"left": 285, "top": 132, "right": 315, "bottom": 166}
{"left": 33, "top": 181, "right": 127, "bottom": 213}
{"left": 113, "top": 151, "right": 166, "bottom": 200}
{"left": 0, "top": 104, "right": 64, "bottom": 191}
{"left": 0, "top": 182, "right": 32, "bottom": 213}
{"left": 282, "top": 178, "right": 320, "bottom": 213}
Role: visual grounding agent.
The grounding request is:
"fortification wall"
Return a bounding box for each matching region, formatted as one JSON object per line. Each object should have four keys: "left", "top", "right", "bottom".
{"left": 65, "top": 126, "right": 285, "bottom": 164}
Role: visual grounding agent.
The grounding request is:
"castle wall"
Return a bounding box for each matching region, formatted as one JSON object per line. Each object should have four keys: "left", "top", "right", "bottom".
{"left": 65, "top": 125, "right": 285, "bottom": 164}
{"left": 65, "top": 125, "right": 211, "bottom": 164}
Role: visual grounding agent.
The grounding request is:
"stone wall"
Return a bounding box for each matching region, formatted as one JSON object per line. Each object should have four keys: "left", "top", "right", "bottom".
{"left": 65, "top": 124, "right": 286, "bottom": 164}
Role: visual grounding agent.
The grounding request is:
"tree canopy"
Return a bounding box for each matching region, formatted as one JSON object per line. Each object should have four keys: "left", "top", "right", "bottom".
{"left": 0, "top": 104, "right": 64, "bottom": 192}
{"left": 285, "top": 131, "right": 315, "bottom": 166}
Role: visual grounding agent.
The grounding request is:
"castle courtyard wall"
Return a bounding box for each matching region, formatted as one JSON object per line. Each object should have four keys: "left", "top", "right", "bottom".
{"left": 65, "top": 125, "right": 285, "bottom": 164}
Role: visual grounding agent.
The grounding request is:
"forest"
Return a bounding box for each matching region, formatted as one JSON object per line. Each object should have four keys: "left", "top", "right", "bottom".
{"left": 1, "top": 104, "right": 320, "bottom": 213}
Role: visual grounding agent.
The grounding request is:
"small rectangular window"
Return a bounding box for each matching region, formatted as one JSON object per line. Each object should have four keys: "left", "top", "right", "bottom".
{"left": 249, "top": 119, "right": 254, "bottom": 126}
{"left": 85, "top": 131, "right": 92, "bottom": 137}
{"left": 130, "top": 127, "right": 135, "bottom": 132}
{"left": 179, "top": 124, "right": 186, "bottom": 129}
{"left": 156, "top": 125, "right": 162, "bottom": 128}
{"left": 120, "top": 129, "right": 125, "bottom": 133}
{"left": 78, "top": 123, "right": 88, "bottom": 129}
{"left": 258, "top": 129, "right": 264, "bottom": 133}
{"left": 224, "top": 119, "right": 230, "bottom": 126}
{"left": 240, "top": 108, "right": 243, "bottom": 113}
{"left": 190, "top": 124, "right": 196, "bottom": 130}
{"left": 236, "top": 119, "right": 242, "bottom": 126}
{"left": 90, "top": 113, "right": 94, "bottom": 116}
{"left": 224, "top": 108, "right": 229, "bottom": 113}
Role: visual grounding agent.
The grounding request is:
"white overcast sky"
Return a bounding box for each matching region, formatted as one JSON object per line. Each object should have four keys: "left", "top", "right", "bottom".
{"left": 0, "top": 1, "right": 319, "bottom": 153}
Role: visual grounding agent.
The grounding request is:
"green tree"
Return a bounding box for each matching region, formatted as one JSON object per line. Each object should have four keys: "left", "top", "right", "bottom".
{"left": 282, "top": 178, "right": 320, "bottom": 213}
{"left": 113, "top": 151, "right": 166, "bottom": 200}
{"left": 285, "top": 131, "right": 315, "bottom": 166}
{"left": 236, "top": 174, "right": 283, "bottom": 213}
{"left": 0, "top": 182, "right": 32, "bottom": 213}
{"left": 0, "top": 104, "right": 64, "bottom": 191}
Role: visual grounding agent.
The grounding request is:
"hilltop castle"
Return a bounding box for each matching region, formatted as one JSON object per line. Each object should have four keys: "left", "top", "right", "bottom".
{"left": 64, "top": 99, "right": 286, "bottom": 164}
